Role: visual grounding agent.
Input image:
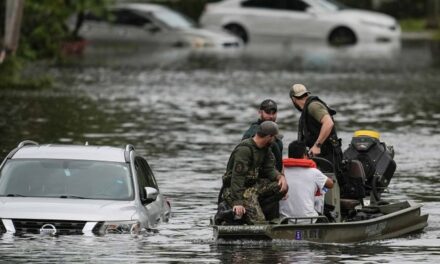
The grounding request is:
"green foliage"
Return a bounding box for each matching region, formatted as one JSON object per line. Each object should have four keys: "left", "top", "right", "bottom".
{"left": 0, "top": 0, "right": 112, "bottom": 89}
{"left": 0, "top": 56, "right": 52, "bottom": 90}
{"left": 380, "top": 0, "right": 428, "bottom": 19}
{"left": 434, "top": 30, "right": 440, "bottom": 40}
{"left": 338, "top": 0, "right": 431, "bottom": 19}
{"left": 17, "top": 0, "right": 113, "bottom": 61}
{"left": 399, "top": 19, "right": 428, "bottom": 32}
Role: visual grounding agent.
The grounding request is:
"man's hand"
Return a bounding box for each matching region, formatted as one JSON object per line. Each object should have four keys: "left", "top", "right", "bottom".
{"left": 277, "top": 174, "right": 288, "bottom": 193}
{"left": 233, "top": 205, "right": 246, "bottom": 218}
{"left": 309, "top": 145, "right": 321, "bottom": 157}
{"left": 309, "top": 114, "right": 333, "bottom": 157}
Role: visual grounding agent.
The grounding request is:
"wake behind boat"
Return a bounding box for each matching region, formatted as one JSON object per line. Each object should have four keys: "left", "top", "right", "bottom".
{"left": 211, "top": 130, "right": 429, "bottom": 243}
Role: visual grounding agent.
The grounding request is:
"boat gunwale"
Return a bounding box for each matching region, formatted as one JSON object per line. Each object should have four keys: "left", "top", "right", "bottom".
{"left": 213, "top": 201, "right": 424, "bottom": 229}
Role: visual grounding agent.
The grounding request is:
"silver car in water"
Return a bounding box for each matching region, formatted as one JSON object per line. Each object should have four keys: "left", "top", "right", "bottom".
{"left": 78, "top": 3, "right": 242, "bottom": 50}
{"left": 0, "top": 141, "right": 171, "bottom": 236}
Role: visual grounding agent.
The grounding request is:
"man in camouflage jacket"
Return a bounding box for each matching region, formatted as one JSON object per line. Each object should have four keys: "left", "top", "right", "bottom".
{"left": 221, "top": 121, "right": 287, "bottom": 224}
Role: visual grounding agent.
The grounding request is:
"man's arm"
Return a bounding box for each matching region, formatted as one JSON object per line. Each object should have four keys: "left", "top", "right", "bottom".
{"left": 229, "top": 146, "right": 254, "bottom": 217}
{"left": 324, "top": 177, "right": 334, "bottom": 189}
{"left": 229, "top": 146, "right": 252, "bottom": 206}
{"left": 262, "top": 150, "right": 288, "bottom": 193}
{"left": 315, "top": 169, "right": 334, "bottom": 190}
{"left": 310, "top": 114, "right": 334, "bottom": 156}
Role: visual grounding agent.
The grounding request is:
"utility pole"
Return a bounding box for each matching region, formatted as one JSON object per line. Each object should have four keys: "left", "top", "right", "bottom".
{"left": 4, "top": 0, "right": 25, "bottom": 55}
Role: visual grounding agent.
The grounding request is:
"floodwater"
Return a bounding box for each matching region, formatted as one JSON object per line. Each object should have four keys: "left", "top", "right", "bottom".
{"left": 0, "top": 39, "right": 440, "bottom": 263}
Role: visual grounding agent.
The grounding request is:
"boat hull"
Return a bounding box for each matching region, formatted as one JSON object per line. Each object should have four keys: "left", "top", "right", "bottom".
{"left": 213, "top": 201, "right": 428, "bottom": 243}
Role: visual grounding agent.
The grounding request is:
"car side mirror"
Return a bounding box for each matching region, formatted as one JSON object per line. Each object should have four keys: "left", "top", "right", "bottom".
{"left": 144, "top": 187, "right": 159, "bottom": 203}
{"left": 144, "top": 23, "right": 161, "bottom": 33}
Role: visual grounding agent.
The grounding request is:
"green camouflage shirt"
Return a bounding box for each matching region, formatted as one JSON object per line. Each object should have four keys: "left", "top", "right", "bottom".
{"left": 225, "top": 138, "right": 279, "bottom": 206}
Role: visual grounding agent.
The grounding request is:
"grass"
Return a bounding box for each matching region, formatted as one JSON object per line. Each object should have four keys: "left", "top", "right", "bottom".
{"left": 399, "top": 18, "right": 440, "bottom": 40}
{"left": 399, "top": 19, "right": 429, "bottom": 32}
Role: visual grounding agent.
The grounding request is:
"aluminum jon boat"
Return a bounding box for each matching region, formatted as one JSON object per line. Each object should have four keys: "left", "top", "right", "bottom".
{"left": 212, "top": 200, "right": 428, "bottom": 243}
{"left": 211, "top": 130, "right": 429, "bottom": 243}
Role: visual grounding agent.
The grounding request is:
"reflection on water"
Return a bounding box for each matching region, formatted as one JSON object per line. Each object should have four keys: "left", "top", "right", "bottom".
{"left": 1, "top": 39, "right": 440, "bottom": 263}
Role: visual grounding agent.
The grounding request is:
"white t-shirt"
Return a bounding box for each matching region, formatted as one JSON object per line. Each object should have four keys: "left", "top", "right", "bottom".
{"left": 279, "top": 167, "right": 328, "bottom": 218}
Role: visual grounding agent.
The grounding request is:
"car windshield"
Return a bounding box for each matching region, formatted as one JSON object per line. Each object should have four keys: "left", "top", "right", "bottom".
{"left": 153, "top": 8, "right": 194, "bottom": 29}
{"left": 0, "top": 159, "right": 133, "bottom": 200}
{"left": 311, "top": 0, "right": 345, "bottom": 11}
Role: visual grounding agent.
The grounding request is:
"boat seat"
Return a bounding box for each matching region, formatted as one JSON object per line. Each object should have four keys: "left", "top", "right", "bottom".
{"left": 312, "top": 157, "right": 334, "bottom": 173}
{"left": 340, "top": 199, "right": 361, "bottom": 210}
{"left": 347, "top": 160, "right": 365, "bottom": 181}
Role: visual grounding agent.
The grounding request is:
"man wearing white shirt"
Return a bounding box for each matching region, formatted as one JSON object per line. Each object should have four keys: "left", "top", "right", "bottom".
{"left": 280, "top": 141, "right": 333, "bottom": 218}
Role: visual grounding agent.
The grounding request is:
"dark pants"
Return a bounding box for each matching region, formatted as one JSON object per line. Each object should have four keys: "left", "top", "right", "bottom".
{"left": 259, "top": 195, "right": 280, "bottom": 221}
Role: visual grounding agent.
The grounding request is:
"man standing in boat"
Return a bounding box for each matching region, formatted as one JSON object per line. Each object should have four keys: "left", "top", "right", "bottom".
{"left": 289, "top": 84, "right": 343, "bottom": 178}
{"left": 219, "top": 121, "right": 287, "bottom": 224}
{"left": 280, "top": 141, "right": 333, "bottom": 219}
{"left": 242, "top": 99, "right": 284, "bottom": 220}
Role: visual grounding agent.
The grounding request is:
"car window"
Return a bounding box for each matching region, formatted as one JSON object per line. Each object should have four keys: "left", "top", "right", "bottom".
{"left": 241, "top": 0, "right": 309, "bottom": 11}
{"left": 111, "top": 9, "right": 152, "bottom": 26}
{"left": 241, "top": 0, "right": 282, "bottom": 9}
{"left": 83, "top": 12, "right": 102, "bottom": 21}
{"left": 135, "top": 157, "right": 159, "bottom": 191}
{"left": 153, "top": 9, "right": 194, "bottom": 29}
{"left": 83, "top": 9, "right": 153, "bottom": 27}
{"left": 0, "top": 159, "right": 134, "bottom": 200}
{"left": 285, "top": 0, "right": 310, "bottom": 11}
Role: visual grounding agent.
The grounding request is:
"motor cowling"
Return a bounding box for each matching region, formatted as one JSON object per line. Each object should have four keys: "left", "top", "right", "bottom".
{"left": 343, "top": 130, "right": 396, "bottom": 199}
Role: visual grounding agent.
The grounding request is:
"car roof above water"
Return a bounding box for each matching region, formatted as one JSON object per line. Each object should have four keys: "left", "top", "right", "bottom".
{"left": 11, "top": 145, "right": 127, "bottom": 163}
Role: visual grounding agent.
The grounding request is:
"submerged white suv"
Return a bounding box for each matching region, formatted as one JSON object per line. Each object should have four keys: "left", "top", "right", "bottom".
{"left": 0, "top": 141, "right": 171, "bottom": 236}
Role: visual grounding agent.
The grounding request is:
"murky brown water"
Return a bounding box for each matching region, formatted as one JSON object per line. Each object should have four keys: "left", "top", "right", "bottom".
{"left": 1, "top": 40, "right": 439, "bottom": 263}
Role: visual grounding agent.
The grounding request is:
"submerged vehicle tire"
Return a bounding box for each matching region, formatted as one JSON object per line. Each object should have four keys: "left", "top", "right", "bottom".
{"left": 224, "top": 24, "right": 248, "bottom": 44}
{"left": 328, "top": 26, "right": 357, "bottom": 46}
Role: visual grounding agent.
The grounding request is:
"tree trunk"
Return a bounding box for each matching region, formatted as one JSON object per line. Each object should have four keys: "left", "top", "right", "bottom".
{"left": 4, "top": 0, "right": 25, "bottom": 54}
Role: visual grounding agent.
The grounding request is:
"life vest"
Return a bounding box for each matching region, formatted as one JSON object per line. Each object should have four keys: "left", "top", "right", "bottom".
{"left": 298, "top": 96, "right": 338, "bottom": 154}
{"left": 283, "top": 158, "right": 317, "bottom": 168}
{"left": 282, "top": 158, "right": 322, "bottom": 196}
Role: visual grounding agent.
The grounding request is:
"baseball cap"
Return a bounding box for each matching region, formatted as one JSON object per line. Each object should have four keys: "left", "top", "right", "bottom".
{"left": 259, "top": 99, "right": 277, "bottom": 112}
{"left": 290, "top": 84, "right": 310, "bottom": 98}
{"left": 257, "top": 121, "right": 279, "bottom": 136}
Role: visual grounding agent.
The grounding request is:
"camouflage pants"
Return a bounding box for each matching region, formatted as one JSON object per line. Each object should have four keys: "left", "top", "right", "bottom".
{"left": 257, "top": 179, "right": 284, "bottom": 200}
{"left": 222, "top": 179, "right": 283, "bottom": 224}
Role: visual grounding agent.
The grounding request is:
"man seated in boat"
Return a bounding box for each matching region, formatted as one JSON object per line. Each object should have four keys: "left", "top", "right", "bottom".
{"left": 242, "top": 99, "right": 284, "bottom": 220}
{"left": 216, "top": 121, "right": 288, "bottom": 225}
{"left": 279, "top": 141, "right": 334, "bottom": 220}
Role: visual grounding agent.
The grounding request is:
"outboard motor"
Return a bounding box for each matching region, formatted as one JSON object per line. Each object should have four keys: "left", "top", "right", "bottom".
{"left": 343, "top": 130, "right": 396, "bottom": 202}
